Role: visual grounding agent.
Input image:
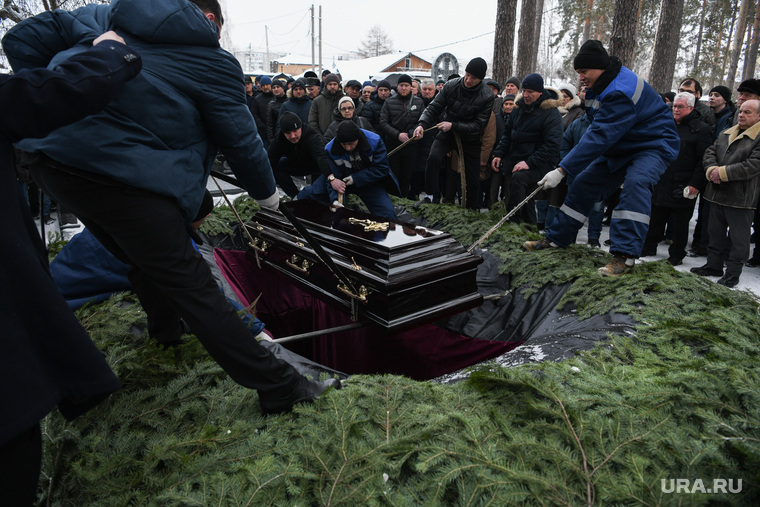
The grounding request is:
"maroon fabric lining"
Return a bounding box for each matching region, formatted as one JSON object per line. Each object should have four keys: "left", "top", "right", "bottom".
{"left": 214, "top": 249, "right": 520, "bottom": 380}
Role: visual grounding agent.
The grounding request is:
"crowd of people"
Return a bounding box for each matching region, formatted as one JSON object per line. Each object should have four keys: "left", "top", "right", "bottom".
{"left": 4, "top": 0, "right": 760, "bottom": 501}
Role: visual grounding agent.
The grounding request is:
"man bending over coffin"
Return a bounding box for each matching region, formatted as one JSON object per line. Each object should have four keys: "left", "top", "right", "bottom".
{"left": 268, "top": 112, "right": 330, "bottom": 198}
{"left": 4, "top": 0, "right": 340, "bottom": 415}
{"left": 297, "top": 121, "right": 401, "bottom": 219}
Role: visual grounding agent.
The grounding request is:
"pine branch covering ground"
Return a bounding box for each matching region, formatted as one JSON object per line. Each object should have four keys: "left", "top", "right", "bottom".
{"left": 38, "top": 199, "right": 760, "bottom": 505}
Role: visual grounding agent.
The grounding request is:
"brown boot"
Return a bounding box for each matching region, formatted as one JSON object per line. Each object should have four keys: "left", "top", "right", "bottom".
{"left": 598, "top": 254, "right": 635, "bottom": 277}
{"left": 523, "top": 237, "right": 557, "bottom": 251}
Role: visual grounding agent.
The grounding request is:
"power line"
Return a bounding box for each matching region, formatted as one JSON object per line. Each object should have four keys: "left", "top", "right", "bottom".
{"left": 411, "top": 31, "right": 494, "bottom": 54}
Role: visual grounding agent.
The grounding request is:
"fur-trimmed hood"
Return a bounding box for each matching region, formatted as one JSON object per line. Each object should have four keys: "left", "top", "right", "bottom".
{"left": 559, "top": 93, "right": 582, "bottom": 115}
{"left": 513, "top": 87, "right": 563, "bottom": 111}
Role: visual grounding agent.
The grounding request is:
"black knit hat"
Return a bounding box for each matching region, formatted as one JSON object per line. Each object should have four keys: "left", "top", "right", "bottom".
{"left": 709, "top": 85, "right": 731, "bottom": 104}
{"left": 464, "top": 57, "right": 487, "bottom": 80}
{"left": 304, "top": 70, "right": 318, "bottom": 79}
{"left": 737, "top": 79, "right": 760, "bottom": 96}
{"left": 573, "top": 40, "right": 610, "bottom": 70}
{"left": 397, "top": 74, "right": 412, "bottom": 85}
{"left": 336, "top": 121, "right": 361, "bottom": 143}
{"left": 345, "top": 79, "right": 362, "bottom": 90}
{"left": 486, "top": 79, "right": 501, "bottom": 92}
{"left": 506, "top": 76, "right": 521, "bottom": 88}
{"left": 324, "top": 73, "right": 341, "bottom": 85}
{"left": 377, "top": 79, "right": 391, "bottom": 90}
{"left": 521, "top": 73, "right": 544, "bottom": 92}
{"left": 292, "top": 78, "right": 306, "bottom": 90}
{"left": 279, "top": 112, "right": 302, "bottom": 134}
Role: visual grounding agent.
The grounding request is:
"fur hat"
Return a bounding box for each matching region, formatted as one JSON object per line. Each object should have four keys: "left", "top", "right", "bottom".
{"left": 737, "top": 79, "right": 760, "bottom": 96}
{"left": 573, "top": 40, "right": 610, "bottom": 70}
{"left": 464, "top": 57, "right": 487, "bottom": 80}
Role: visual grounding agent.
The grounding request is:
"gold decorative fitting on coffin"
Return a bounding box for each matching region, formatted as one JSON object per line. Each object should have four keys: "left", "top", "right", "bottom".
{"left": 295, "top": 241, "right": 305, "bottom": 248}
{"left": 251, "top": 221, "right": 264, "bottom": 232}
{"left": 251, "top": 237, "right": 271, "bottom": 254}
{"left": 286, "top": 255, "right": 313, "bottom": 274}
{"left": 337, "top": 283, "right": 369, "bottom": 302}
{"left": 350, "top": 256, "right": 362, "bottom": 271}
{"left": 348, "top": 217, "right": 389, "bottom": 232}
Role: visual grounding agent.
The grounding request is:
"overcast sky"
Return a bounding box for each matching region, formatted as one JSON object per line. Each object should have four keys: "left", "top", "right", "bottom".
{"left": 221, "top": 0, "right": 498, "bottom": 63}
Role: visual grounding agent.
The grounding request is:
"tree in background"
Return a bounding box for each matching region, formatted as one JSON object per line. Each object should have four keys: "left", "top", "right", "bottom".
{"left": 492, "top": 0, "right": 518, "bottom": 84}
{"left": 515, "top": 1, "right": 537, "bottom": 78}
{"left": 609, "top": 0, "right": 641, "bottom": 67}
{"left": 648, "top": 0, "right": 685, "bottom": 92}
{"left": 357, "top": 25, "right": 393, "bottom": 59}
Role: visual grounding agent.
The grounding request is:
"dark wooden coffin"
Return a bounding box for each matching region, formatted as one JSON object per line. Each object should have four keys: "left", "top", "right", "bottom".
{"left": 244, "top": 200, "right": 483, "bottom": 332}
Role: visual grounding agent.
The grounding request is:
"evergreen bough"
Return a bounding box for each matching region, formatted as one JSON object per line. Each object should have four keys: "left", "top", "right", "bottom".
{"left": 37, "top": 198, "right": 760, "bottom": 505}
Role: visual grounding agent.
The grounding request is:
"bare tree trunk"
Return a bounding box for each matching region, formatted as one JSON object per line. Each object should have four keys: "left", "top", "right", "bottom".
{"left": 515, "top": 0, "right": 537, "bottom": 78}
{"left": 582, "top": 0, "right": 595, "bottom": 42}
{"left": 727, "top": 0, "right": 751, "bottom": 86}
{"left": 492, "top": 0, "right": 519, "bottom": 84}
{"left": 610, "top": 0, "right": 641, "bottom": 68}
{"left": 722, "top": 1, "right": 739, "bottom": 86}
{"left": 691, "top": 0, "right": 708, "bottom": 73}
{"left": 531, "top": 0, "right": 545, "bottom": 71}
{"left": 743, "top": 0, "right": 760, "bottom": 80}
{"left": 649, "top": 0, "right": 685, "bottom": 92}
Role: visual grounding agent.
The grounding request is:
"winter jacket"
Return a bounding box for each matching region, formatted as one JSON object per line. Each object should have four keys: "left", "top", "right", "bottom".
{"left": 7, "top": 0, "right": 275, "bottom": 219}
{"left": 560, "top": 95, "right": 584, "bottom": 131}
{"left": 325, "top": 129, "right": 400, "bottom": 196}
{"left": 277, "top": 92, "right": 312, "bottom": 126}
{"left": 309, "top": 87, "right": 344, "bottom": 135}
{"left": 695, "top": 100, "right": 716, "bottom": 128}
{"left": 0, "top": 39, "right": 141, "bottom": 446}
{"left": 268, "top": 124, "right": 330, "bottom": 175}
{"left": 560, "top": 113, "right": 591, "bottom": 159}
{"left": 652, "top": 109, "right": 713, "bottom": 208}
{"left": 266, "top": 93, "right": 287, "bottom": 142}
{"left": 359, "top": 91, "right": 385, "bottom": 131}
{"left": 322, "top": 108, "right": 373, "bottom": 144}
{"left": 703, "top": 120, "right": 760, "bottom": 209}
{"left": 713, "top": 104, "right": 735, "bottom": 141}
{"left": 252, "top": 90, "right": 274, "bottom": 140}
{"left": 493, "top": 89, "right": 564, "bottom": 177}
{"left": 559, "top": 58, "right": 680, "bottom": 179}
{"left": 417, "top": 77, "right": 494, "bottom": 140}
{"left": 378, "top": 92, "right": 424, "bottom": 148}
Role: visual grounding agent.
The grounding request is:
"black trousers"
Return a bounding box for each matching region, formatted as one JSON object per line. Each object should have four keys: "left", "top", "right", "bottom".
{"left": 507, "top": 168, "right": 541, "bottom": 224}
{"left": 0, "top": 423, "right": 41, "bottom": 506}
{"left": 644, "top": 205, "right": 694, "bottom": 262}
{"left": 273, "top": 157, "right": 320, "bottom": 198}
{"left": 424, "top": 131, "right": 480, "bottom": 209}
{"left": 707, "top": 203, "right": 753, "bottom": 276}
{"left": 29, "top": 156, "right": 300, "bottom": 396}
{"left": 387, "top": 143, "right": 417, "bottom": 199}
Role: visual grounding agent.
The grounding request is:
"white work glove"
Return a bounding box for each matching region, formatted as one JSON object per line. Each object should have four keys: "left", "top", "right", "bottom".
{"left": 538, "top": 168, "right": 565, "bottom": 189}
{"left": 683, "top": 186, "right": 698, "bottom": 199}
{"left": 343, "top": 175, "right": 354, "bottom": 186}
{"left": 256, "top": 191, "right": 280, "bottom": 211}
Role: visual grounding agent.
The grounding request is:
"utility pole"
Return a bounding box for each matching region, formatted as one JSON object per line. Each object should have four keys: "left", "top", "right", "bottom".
{"left": 319, "top": 5, "right": 323, "bottom": 74}
{"left": 311, "top": 4, "right": 315, "bottom": 72}
{"left": 265, "top": 25, "right": 270, "bottom": 73}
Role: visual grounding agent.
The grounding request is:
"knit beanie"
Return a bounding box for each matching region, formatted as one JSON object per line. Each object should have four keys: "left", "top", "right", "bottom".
{"left": 709, "top": 85, "right": 731, "bottom": 104}
{"left": 486, "top": 80, "right": 501, "bottom": 92}
{"left": 397, "top": 74, "right": 413, "bottom": 85}
{"left": 260, "top": 75, "right": 272, "bottom": 85}
{"left": 292, "top": 78, "right": 306, "bottom": 90}
{"left": 464, "top": 57, "right": 487, "bottom": 80}
{"left": 377, "top": 79, "right": 391, "bottom": 90}
{"left": 324, "top": 73, "right": 341, "bottom": 85}
{"left": 338, "top": 96, "right": 355, "bottom": 110}
{"left": 336, "top": 121, "right": 361, "bottom": 143}
{"left": 573, "top": 40, "right": 610, "bottom": 70}
{"left": 521, "top": 73, "right": 544, "bottom": 92}
{"left": 506, "top": 76, "right": 521, "bottom": 88}
{"left": 279, "top": 112, "right": 302, "bottom": 134}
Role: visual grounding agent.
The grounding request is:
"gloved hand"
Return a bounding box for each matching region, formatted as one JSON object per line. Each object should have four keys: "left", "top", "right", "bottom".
{"left": 256, "top": 191, "right": 280, "bottom": 211}
{"left": 343, "top": 175, "right": 354, "bottom": 186}
{"left": 538, "top": 168, "right": 565, "bottom": 189}
{"left": 683, "top": 186, "right": 698, "bottom": 199}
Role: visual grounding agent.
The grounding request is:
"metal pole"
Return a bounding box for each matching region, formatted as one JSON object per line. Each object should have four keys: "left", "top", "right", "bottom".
{"left": 310, "top": 4, "right": 315, "bottom": 72}
{"left": 274, "top": 321, "right": 367, "bottom": 344}
{"left": 318, "top": 5, "right": 322, "bottom": 74}
{"left": 467, "top": 185, "right": 545, "bottom": 253}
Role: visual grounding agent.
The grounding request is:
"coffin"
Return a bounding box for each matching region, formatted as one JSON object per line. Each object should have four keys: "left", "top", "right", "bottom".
{"left": 245, "top": 200, "right": 483, "bottom": 332}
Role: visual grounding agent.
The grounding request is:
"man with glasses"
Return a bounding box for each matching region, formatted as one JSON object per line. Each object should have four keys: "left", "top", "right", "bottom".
{"left": 678, "top": 77, "right": 715, "bottom": 128}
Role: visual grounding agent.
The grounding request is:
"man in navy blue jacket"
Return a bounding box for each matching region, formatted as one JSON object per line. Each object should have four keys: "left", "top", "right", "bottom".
{"left": 4, "top": 0, "right": 339, "bottom": 416}
{"left": 525, "top": 40, "right": 680, "bottom": 276}
{"left": 0, "top": 31, "right": 141, "bottom": 504}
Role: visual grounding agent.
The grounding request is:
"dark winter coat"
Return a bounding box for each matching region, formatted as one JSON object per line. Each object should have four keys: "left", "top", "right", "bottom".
{"left": 268, "top": 124, "right": 330, "bottom": 176}
{"left": 0, "top": 39, "right": 141, "bottom": 446}
{"left": 277, "top": 93, "right": 312, "bottom": 126}
{"left": 560, "top": 95, "right": 584, "bottom": 131}
{"left": 695, "top": 100, "right": 716, "bottom": 128}
{"left": 309, "top": 87, "right": 344, "bottom": 135}
{"left": 559, "top": 58, "right": 680, "bottom": 178}
{"left": 322, "top": 108, "right": 373, "bottom": 144}
{"left": 713, "top": 104, "right": 735, "bottom": 141}
{"left": 252, "top": 90, "right": 274, "bottom": 140}
{"left": 266, "top": 93, "right": 287, "bottom": 142}
{"left": 652, "top": 109, "right": 713, "bottom": 208}
{"left": 417, "top": 77, "right": 494, "bottom": 140}
{"left": 378, "top": 92, "right": 424, "bottom": 148}
{"left": 703, "top": 120, "right": 760, "bottom": 209}
{"left": 325, "top": 129, "right": 400, "bottom": 196}
{"left": 359, "top": 91, "right": 385, "bottom": 132}
{"left": 560, "top": 113, "right": 591, "bottom": 159}
{"left": 7, "top": 0, "right": 276, "bottom": 219}
{"left": 493, "top": 89, "right": 564, "bottom": 176}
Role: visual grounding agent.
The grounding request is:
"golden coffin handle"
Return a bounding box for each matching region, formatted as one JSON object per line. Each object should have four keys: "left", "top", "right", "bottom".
{"left": 286, "top": 255, "right": 313, "bottom": 274}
